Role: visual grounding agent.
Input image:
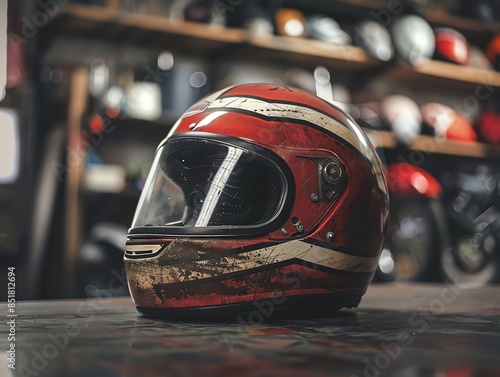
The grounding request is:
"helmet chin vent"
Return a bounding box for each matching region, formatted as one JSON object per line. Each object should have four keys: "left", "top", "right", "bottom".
{"left": 125, "top": 244, "right": 165, "bottom": 259}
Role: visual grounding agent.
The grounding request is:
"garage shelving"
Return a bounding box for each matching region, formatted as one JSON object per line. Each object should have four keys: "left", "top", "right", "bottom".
{"left": 323, "top": 0, "right": 500, "bottom": 33}
{"left": 42, "top": 3, "right": 500, "bottom": 160}
{"left": 368, "top": 131, "right": 500, "bottom": 159}
{"left": 51, "top": 4, "right": 500, "bottom": 83}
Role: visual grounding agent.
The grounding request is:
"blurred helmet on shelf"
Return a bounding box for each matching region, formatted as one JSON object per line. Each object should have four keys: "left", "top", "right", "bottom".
{"left": 124, "top": 83, "right": 389, "bottom": 319}
{"left": 380, "top": 95, "right": 422, "bottom": 144}
{"left": 477, "top": 109, "right": 500, "bottom": 144}
{"left": 245, "top": 17, "right": 274, "bottom": 36}
{"left": 448, "top": 0, "right": 500, "bottom": 22}
{"left": 434, "top": 28, "right": 470, "bottom": 65}
{"left": 467, "top": 45, "right": 494, "bottom": 70}
{"left": 421, "top": 102, "right": 477, "bottom": 142}
{"left": 306, "top": 15, "right": 351, "bottom": 46}
{"left": 275, "top": 8, "right": 307, "bottom": 38}
{"left": 352, "top": 20, "right": 394, "bottom": 62}
{"left": 169, "top": 0, "right": 225, "bottom": 26}
{"left": 391, "top": 15, "right": 435, "bottom": 66}
{"left": 487, "top": 34, "right": 500, "bottom": 70}
{"left": 349, "top": 102, "right": 390, "bottom": 131}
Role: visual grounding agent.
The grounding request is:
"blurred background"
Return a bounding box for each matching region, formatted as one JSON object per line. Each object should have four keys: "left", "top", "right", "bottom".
{"left": 2, "top": 0, "right": 500, "bottom": 300}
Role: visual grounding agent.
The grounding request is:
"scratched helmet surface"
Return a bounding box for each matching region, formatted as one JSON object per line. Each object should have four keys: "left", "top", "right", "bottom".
{"left": 124, "top": 84, "right": 389, "bottom": 319}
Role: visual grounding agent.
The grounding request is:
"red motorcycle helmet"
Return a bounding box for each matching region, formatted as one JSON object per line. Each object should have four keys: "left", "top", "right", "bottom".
{"left": 434, "top": 28, "right": 470, "bottom": 65}
{"left": 421, "top": 102, "right": 477, "bottom": 142}
{"left": 124, "top": 84, "right": 389, "bottom": 319}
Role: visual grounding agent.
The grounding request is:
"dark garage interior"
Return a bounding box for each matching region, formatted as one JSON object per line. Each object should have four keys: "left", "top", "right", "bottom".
{"left": 1, "top": 0, "right": 500, "bottom": 376}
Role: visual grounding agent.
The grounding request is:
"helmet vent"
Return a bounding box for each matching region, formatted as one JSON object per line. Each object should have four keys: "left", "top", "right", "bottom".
{"left": 125, "top": 244, "right": 165, "bottom": 259}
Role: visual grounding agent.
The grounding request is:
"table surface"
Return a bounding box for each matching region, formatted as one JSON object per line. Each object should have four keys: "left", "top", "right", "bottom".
{"left": 1, "top": 283, "right": 499, "bottom": 377}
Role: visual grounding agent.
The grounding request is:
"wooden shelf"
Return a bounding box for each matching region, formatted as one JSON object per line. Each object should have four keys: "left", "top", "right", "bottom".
{"left": 43, "top": 3, "right": 500, "bottom": 163}
{"left": 413, "top": 60, "right": 500, "bottom": 86}
{"left": 48, "top": 5, "right": 500, "bottom": 89}
{"left": 325, "top": 0, "right": 386, "bottom": 9}
{"left": 54, "top": 4, "right": 245, "bottom": 52}
{"left": 248, "top": 36, "right": 500, "bottom": 87}
{"left": 388, "top": 59, "right": 500, "bottom": 89}
{"left": 424, "top": 9, "right": 500, "bottom": 34}
{"left": 368, "top": 130, "right": 500, "bottom": 159}
{"left": 247, "top": 35, "right": 380, "bottom": 71}
{"left": 54, "top": 4, "right": 378, "bottom": 71}
{"left": 326, "top": 0, "right": 500, "bottom": 34}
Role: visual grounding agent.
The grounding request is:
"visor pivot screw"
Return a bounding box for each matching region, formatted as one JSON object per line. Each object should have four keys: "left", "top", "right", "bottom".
{"left": 296, "top": 223, "right": 305, "bottom": 233}
{"left": 326, "top": 231, "right": 335, "bottom": 243}
{"left": 323, "top": 161, "right": 342, "bottom": 184}
{"left": 281, "top": 228, "right": 289, "bottom": 236}
{"left": 310, "top": 193, "right": 319, "bottom": 202}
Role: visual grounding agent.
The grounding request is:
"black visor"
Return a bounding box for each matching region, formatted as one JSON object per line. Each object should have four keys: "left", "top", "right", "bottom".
{"left": 130, "top": 134, "right": 293, "bottom": 237}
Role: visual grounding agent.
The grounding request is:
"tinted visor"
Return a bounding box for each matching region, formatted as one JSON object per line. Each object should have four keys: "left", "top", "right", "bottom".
{"left": 131, "top": 135, "right": 290, "bottom": 235}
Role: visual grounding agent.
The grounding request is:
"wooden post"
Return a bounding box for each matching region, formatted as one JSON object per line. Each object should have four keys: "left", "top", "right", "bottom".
{"left": 106, "top": 0, "right": 119, "bottom": 11}
{"left": 64, "top": 67, "right": 88, "bottom": 297}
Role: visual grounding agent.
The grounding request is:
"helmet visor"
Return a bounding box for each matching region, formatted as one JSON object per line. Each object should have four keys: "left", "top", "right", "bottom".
{"left": 131, "top": 136, "right": 289, "bottom": 234}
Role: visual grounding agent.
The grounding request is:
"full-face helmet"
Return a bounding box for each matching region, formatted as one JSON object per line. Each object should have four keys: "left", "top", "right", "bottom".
{"left": 124, "top": 84, "right": 389, "bottom": 318}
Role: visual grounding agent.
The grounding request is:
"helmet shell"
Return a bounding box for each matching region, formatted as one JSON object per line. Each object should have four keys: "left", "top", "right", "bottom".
{"left": 125, "top": 84, "right": 389, "bottom": 318}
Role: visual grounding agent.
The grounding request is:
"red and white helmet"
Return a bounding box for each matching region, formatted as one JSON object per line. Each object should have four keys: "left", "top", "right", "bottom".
{"left": 124, "top": 84, "right": 389, "bottom": 319}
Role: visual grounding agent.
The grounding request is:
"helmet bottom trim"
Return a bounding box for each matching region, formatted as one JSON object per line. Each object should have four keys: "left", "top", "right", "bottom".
{"left": 136, "top": 293, "right": 361, "bottom": 320}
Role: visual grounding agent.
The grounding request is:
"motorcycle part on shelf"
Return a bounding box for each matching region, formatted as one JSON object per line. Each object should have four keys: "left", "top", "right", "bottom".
{"left": 477, "top": 109, "right": 500, "bottom": 144}
{"left": 380, "top": 95, "right": 422, "bottom": 144}
{"left": 441, "top": 166, "right": 500, "bottom": 285}
{"left": 391, "top": 15, "right": 435, "bottom": 66}
{"left": 421, "top": 102, "right": 477, "bottom": 142}
{"left": 124, "top": 84, "right": 389, "bottom": 319}
{"left": 434, "top": 28, "right": 470, "bottom": 65}
{"left": 306, "top": 15, "right": 351, "bottom": 46}
{"left": 275, "top": 8, "right": 307, "bottom": 38}
{"left": 352, "top": 20, "right": 394, "bottom": 62}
